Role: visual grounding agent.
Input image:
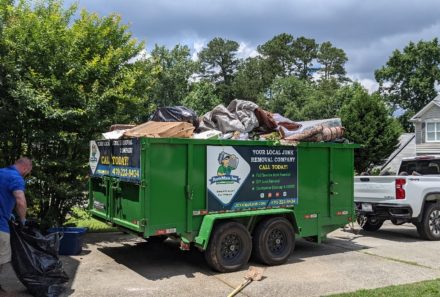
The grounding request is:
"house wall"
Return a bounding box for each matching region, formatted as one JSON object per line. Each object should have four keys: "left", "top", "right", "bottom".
{"left": 415, "top": 104, "right": 440, "bottom": 155}
{"left": 415, "top": 122, "right": 423, "bottom": 144}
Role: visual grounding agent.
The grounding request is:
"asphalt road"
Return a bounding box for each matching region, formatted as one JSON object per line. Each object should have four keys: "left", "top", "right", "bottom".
{"left": 2, "top": 222, "right": 440, "bottom": 297}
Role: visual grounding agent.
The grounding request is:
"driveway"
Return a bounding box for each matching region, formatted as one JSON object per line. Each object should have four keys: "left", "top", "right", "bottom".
{"left": 3, "top": 222, "right": 440, "bottom": 297}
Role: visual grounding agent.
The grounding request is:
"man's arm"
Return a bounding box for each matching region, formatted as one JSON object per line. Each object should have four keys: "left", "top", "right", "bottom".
{"left": 13, "top": 190, "right": 27, "bottom": 223}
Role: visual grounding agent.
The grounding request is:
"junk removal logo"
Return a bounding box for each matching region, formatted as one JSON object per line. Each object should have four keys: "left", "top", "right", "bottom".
{"left": 89, "top": 141, "right": 100, "bottom": 174}
{"left": 207, "top": 146, "right": 250, "bottom": 205}
{"left": 207, "top": 145, "right": 298, "bottom": 212}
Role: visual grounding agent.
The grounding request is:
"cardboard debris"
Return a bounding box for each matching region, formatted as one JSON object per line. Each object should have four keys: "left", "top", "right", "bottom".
{"left": 227, "top": 266, "right": 265, "bottom": 297}
{"left": 123, "top": 121, "right": 194, "bottom": 138}
{"left": 110, "top": 124, "right": 135, "bottom": 131}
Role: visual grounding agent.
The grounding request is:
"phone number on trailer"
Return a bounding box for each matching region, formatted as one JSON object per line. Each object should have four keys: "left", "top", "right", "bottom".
{"left": 111, "top": 168, "right": 140, "bottom": 179}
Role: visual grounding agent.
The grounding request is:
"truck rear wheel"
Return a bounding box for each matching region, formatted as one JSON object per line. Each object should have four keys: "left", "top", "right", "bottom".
{"left": 417, "top": 203, "right": 440, "bottom": 241}
{"left": 204, "top": 221, "right": 252, "bottom": 272}
{"left": 358, "top": 216, "right": 383, "bottom": 232}
{"left": 252, "top": 217, "right": 294, "bottom": 265}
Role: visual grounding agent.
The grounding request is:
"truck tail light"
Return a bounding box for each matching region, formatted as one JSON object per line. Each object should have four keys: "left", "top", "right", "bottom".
{"left": 395, "top": 178, "right": 406, "bottom": 199}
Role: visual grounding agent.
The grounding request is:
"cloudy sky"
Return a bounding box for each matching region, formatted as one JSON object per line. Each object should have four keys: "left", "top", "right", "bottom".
{"left": 66, "top": 0, "right": 440, "bottom": 91}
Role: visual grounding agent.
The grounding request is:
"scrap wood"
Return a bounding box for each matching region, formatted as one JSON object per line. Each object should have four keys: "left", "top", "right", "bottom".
{"left": 123, "top": 121, "right": 194, "bottom": 138}
{"left": 227, "top": 266, "right": 265, "bottom": 297}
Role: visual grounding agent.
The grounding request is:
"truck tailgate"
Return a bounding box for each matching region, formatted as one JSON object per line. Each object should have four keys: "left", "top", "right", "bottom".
{"left": 354, "top": 176, "right": 398, "bottom": 203}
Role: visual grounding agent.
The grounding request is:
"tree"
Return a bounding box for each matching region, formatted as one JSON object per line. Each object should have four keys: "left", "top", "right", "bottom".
{"left": 292, "top": 36, "right": 319, "bottom": 80}
{"left": 149, "top": 44, "right": 199, "bottom": 107}
{"left": 268, "top": 76, "right": 314, "bottom": 120}
{"left": 317, "top": 41, "right": 348, "bottom": 81}
{"left": 198, "top": 37, "right": 240, "bottom": 103}
{"left": 181, "top": 81, "right": 222, "bottom": 115}
{"left": 375, "top": 39, "right": 440, "bottom": 113}
{"left": 232, "top": 57, "right": 271, "bottom": 101}
{"left": 301, "top": 79, "right": 347, "bottom": 120}
{"left": 257, "top": 33, "right": 295, "bottom": 78}
{"left": 339, "top": 85, "right": 401, "bottom": 173}
{"left": 397, "top": 110, "right": 415, "bottom": 133}
{"left": 0, "top": 0, "right": 154, "bottom": 226}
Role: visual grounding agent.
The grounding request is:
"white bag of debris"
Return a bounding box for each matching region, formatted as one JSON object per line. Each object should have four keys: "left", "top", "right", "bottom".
{"left": 199, "top": 99, "right": 259, "bottom": 133}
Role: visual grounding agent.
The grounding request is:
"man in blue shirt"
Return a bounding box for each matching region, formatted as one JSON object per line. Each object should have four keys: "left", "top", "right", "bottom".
{"left": 0, "top": 157, "right": 32, "bottom": 291}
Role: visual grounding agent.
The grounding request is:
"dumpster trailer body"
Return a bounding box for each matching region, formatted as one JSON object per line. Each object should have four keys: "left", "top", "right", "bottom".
{"left": 89, "top": 138, "right": 357, "bottom": 271}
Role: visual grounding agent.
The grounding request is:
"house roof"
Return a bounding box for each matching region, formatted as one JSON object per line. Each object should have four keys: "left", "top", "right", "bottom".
{"left": 410, "top": 95, "right": 440, "bottom": 122}
{"left": 380, "top": 133, "right": 415, "bottom": 172}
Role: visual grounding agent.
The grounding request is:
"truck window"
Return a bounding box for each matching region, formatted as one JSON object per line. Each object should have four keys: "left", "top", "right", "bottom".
{"left": 399, "top": 159, "right": 440, "bottom": 175}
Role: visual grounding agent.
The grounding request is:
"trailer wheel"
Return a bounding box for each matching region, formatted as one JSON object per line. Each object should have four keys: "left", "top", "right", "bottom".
{"left": 204, "top": 221, "right": 252, "bottom": 272}
{"left": 416, "top": 203, "right": 440, "bottom": 241}
{"left": 252, "top": 217, "right": 294, "bottom": 266}
{"left": 357, "top": 216, "right": 383, "bottom": 232}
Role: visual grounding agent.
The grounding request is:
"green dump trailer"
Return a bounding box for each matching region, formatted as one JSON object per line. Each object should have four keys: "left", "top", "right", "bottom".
{"left": 88, "top": 137, "right": 357, "bottom": 272}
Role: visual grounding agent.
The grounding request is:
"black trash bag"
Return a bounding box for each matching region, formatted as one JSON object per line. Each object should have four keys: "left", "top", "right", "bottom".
{"left": 9, "top": 222, "right": 69, "bottom": 297}
{"left": 151, "top": 106, "right": 200, "bottom": 129}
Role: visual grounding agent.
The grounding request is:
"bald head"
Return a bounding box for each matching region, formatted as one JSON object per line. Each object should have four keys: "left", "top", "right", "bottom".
{"left": 14, "top": 157, "right": 32, "bottom": 177}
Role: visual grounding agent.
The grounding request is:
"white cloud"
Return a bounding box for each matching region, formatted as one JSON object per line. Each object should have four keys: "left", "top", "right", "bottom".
{"left": 191, "top": 39, "right": 206, "bottom": 61}
{"left": 128, "top": 49, "right": 150, "bottom": 64}
{"left": 350, "top": 77, "right": 379, "bottom": 94}
{"left": 237, "top": 42, "right": 259, "bottom": 59}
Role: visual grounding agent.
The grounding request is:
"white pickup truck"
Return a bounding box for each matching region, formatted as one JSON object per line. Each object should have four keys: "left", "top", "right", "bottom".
{"left": 354, "top": 156, "right": 440, "bottom": 240}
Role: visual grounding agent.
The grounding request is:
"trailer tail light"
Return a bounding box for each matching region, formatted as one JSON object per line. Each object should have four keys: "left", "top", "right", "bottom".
{"left": 395, "top": 178, "right": 406, "bottom": 200}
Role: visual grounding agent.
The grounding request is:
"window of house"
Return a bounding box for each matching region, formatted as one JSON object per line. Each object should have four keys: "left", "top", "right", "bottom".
{"left": 426, "top": 121, "right": 440, "bottom": 142}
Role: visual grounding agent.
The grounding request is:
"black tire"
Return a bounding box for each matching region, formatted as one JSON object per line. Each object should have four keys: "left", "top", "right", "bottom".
{"left": 417, "top": 203, "right": 440, "bottom": 241}
{"left": 358, "top": 216, "right": 383, "bottom": 232}
{"left": 252, "top": 217, "right": 295, "bottom": 266}
{"left": 204, "top": 221, "right": 252, "bottom": 272}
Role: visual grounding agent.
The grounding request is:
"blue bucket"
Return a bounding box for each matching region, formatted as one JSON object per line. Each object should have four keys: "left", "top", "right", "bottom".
{"left": 48, "top": 227, "right": 87, "bottom": 255}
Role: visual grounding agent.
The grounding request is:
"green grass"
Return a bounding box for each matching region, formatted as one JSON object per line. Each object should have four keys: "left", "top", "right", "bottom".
{"left": 329, "top": 279, "right": 440, "bottom": 297}
{"left": 64, "top": 207, "right": 118, "bottom": 233}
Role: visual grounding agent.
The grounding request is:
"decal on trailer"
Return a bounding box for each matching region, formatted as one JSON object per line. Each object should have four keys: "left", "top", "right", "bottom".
{"left": 89, "top": 140, "right": 111, "bottom": 176}
{"left": 207, "top": 146, "right": 298, "bottom": 212}
{"left": 89, "top": 138, "right": 141, "bottom": 183}
{"left": 110, "top": 138, "right": 141, "bottom": 182}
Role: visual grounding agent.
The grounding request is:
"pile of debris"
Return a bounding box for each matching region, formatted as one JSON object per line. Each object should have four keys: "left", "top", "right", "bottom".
{"left": 103, "top": 99, "right": 346, "bottom": 144}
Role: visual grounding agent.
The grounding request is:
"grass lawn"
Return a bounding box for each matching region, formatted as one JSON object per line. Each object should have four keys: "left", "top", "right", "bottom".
{"left": 64, "top": 207, "right": 117, "bottom": 233}
{"left": 329, "top": 279, "right": 440, "bottom": 297}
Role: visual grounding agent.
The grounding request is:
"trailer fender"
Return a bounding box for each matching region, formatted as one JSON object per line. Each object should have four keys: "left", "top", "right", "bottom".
{"left": 194, "top": 209, "right": 298, "bottom": 250}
